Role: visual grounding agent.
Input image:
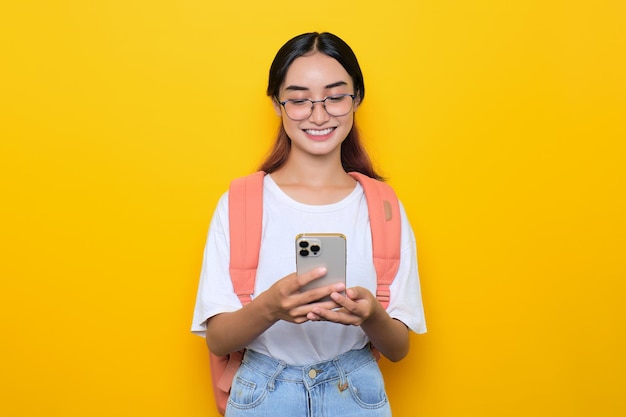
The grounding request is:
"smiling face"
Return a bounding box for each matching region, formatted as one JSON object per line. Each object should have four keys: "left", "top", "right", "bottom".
{"left": 273, "top": 52, "right": 358, "bottom": 160}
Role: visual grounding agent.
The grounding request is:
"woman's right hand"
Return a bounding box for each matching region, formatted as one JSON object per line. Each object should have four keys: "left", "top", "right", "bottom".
{"left": 258, "top": 267, "right": 345, "bottom": 324}
{"left": 205, "top": 267, "right": 344, "bottom": 355}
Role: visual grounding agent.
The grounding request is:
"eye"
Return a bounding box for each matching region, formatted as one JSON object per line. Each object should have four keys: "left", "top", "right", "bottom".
{"left": 327, "top": 95, "right": 348, "bottom": 103}
{"left": 288, "top": 99, "right": 310, "bottom": 106}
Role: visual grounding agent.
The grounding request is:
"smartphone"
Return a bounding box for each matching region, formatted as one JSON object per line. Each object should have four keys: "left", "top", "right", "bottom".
{"left": 295, "top": 233, "right": 346, "bottom": 302}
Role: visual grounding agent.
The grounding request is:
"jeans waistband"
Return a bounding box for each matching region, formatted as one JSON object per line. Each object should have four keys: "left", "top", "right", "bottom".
{"left": 242, "top": 345, "right": 375, "bottom": 388}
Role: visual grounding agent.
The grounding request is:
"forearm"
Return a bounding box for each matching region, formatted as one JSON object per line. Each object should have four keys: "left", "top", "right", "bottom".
{"left": 361, "top": 306, "right": 410, "bottom": 362}
{"left": 204, "top": 296, "right": 277, "bottom": 356}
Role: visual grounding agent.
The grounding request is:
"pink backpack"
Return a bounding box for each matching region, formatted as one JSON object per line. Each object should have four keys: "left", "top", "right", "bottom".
{"left": 209, "top": 171, "right": 401, "bottom": 415}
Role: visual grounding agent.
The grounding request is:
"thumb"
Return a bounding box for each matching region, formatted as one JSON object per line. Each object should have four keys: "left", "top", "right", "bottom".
{"left": 346, "top": 286, "right": 360, "bottom": 300}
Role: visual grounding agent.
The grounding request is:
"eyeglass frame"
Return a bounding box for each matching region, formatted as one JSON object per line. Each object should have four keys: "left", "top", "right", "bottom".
{"left": 276, "top": 93, "right": 357, "bottom": 121}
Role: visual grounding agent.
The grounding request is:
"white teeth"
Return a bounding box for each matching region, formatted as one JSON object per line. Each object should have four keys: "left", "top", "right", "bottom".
{"left": 305, "top": 128, "right": 334, "bottom": 136}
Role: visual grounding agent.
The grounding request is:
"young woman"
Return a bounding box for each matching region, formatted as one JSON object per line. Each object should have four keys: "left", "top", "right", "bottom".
{"left": 192, "top": 32, "right": 426, "bottom": 416}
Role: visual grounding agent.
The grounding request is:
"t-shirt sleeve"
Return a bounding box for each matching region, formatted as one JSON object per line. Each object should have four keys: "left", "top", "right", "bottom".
{"left": 387, "top": 201, "right": 427, "bottom": 334}
{"left": 190, "top": 192, "right": 243, "bottom": 337}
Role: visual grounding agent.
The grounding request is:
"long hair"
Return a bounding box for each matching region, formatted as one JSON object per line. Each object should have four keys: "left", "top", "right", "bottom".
{"left": 259, "top": 32, "right": 382, "bottom": 180}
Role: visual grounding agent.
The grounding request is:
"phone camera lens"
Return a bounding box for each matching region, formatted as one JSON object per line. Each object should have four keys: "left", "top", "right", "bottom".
{"left": 299, "top": 249, "right": 309, "bottom": 256}
{"left": 310, "top": 245, "right": 320, "bottom": 253}
{"left": 299, "top": 240, "right": 309, "bottom": 248}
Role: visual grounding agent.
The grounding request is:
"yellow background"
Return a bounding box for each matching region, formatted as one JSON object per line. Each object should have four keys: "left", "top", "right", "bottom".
{"left": 1, "top": 1, "right": 625, "bottom": 416}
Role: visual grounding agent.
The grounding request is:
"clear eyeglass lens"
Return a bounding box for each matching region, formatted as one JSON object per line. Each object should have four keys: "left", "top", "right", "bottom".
{"left": 283, "top": 95, "right": 353, "bottom": 120}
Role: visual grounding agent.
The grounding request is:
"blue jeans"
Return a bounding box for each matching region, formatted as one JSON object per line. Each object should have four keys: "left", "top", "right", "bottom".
{"left": 225, "top": 346, "right": 392, "bottom": 417}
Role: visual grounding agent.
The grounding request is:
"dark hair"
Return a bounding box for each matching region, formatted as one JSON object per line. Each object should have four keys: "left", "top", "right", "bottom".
{"left": 259, "top": 32, "right": 382, "bottom": 180}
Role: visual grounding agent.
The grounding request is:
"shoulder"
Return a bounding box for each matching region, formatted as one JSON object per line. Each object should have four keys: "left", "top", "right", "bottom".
{"left": 226, "top": 170, "right": 266, "bottom": 210}
{"left": 229, "top": 171, "right": 266, "bottom": 190}
{"left": 348, "top": 172, "right": 398, "bottom": 197}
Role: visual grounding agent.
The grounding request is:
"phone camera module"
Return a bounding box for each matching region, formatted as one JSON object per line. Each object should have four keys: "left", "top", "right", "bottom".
{"left": 297, "top": 238, "right": 321, "bottom": 257}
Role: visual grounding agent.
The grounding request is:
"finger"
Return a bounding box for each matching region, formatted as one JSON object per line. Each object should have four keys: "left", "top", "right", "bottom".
{"left": 308, "top": 299, "right": 341, "bottom": 311}
{"left": 297, "top": 281, "right": 345, "bottom": 305}
{"left": 306, "top": 311, "right": 322, "bottom": 321}
{"left": 330, "top": 290, "right": 355, "bottom": 307}
{"left": 276, "top": 269, "right": 328, "bottom": 299}
{"left": 307, "top": 306, "right": 333, "bottom": 322}
{"left": 296, "top": 267, "right": 328, "bottom": 287}
{"left": 290, "top": 315, "right": 311, "bottom": 324}
{"left": 345, "top": 286, "right": 362, "bottom": 300}
{"left": 310, "top": 306, "right": 359, "bottom": 325}
{"left": 287, "top": 298, "right": 339, "bottom": 320}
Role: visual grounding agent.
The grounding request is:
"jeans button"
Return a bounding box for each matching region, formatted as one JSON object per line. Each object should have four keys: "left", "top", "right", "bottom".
{"left": 308, "top": 369, "right": 317, "bottom": 379}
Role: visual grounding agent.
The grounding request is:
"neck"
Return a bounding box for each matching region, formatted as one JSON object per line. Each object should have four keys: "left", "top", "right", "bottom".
{"left": 270, "top": 152, "right": 356, "bottom": 204}
{"left": 273, "top": 152, "right": 350, "bottom": 187}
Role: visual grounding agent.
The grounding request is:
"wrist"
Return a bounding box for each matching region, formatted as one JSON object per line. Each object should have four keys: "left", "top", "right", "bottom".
{"left": 252, "top": 291, "right": 281, "bottom": 325}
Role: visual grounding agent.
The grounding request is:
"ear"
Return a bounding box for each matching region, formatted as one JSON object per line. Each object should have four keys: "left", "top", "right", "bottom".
{"left": 353, "top": 94, "right": 362, "bottom": 112}
{"left": 272, "top": 97, "right": 283, "bottom": 117}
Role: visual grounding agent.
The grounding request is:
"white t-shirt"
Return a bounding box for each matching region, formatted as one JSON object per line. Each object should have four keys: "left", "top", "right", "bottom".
{"left": 192, "top": 175, "right": 426, "bottom": 365}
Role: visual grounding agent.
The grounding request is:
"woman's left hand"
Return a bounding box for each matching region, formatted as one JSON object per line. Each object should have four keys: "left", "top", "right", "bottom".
{"left": 307, "top": 286, "right": 410, "bottom": 362}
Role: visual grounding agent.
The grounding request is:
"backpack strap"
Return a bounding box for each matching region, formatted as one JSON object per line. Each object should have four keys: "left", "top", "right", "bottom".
{"left": 348, "top": 172, "right": 401, "bottom": 309}
{"left": 213, "top": 171, "right": 264, "bottom": 414}
{"left": 228, "top": 171, "right": 266, "bottom": 305}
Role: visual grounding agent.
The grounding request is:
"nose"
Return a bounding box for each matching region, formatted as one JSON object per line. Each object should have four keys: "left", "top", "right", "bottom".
{"left": 309, "top": 100, "right": 330, "bottom": 124}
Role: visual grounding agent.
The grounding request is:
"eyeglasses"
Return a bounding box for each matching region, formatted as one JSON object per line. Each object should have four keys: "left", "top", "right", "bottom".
{"left": 277, "top": 94, "right": 356, "bottom": 121}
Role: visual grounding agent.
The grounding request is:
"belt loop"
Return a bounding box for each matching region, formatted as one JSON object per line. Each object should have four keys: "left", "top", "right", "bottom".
{"left": 267, "top": 361, "right": 286, "bottom": 391}
{"left": 332, "top": 356, "right": 348, "bottom": 391}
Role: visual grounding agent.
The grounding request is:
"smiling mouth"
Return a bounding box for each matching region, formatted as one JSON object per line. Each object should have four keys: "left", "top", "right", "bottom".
{"left": 304, "top": 128, "right": 335, "bottom": 136}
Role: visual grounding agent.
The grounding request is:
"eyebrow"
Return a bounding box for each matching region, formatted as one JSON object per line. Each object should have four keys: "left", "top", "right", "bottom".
{"left": 284, "top": 81, "right": 349, "bottom": 91}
